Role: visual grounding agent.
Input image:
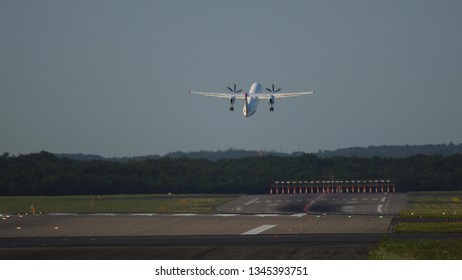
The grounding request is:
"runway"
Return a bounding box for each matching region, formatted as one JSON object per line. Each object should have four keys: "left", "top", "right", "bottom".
{"left": 0, "top": 234, "right": 385, "bottom": 260}
{"left": 217, "top": 193, "right": 407, "bottom": 215}
{"left": 0, "top": 193, "right": 408, "bottom": 259}
{"left": 0, "top": 213, "right": 393, "bottom": 238}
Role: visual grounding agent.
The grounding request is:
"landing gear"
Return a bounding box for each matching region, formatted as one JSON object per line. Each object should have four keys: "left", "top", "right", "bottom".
{"left": 229, "top": 96, "right": 236, "bottom": 112}
{"left": 268, "top": 96, "right": 275, "bottom": 112}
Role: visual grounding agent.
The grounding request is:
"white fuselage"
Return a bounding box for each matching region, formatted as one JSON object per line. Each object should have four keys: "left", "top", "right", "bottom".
{"left": 243, "top": 82, "right": 261, "bottom": 117}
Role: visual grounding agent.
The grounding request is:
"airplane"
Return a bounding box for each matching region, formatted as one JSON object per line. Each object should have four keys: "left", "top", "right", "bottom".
{"left": 188, "top": 82, "right": 315, "bottom": 117}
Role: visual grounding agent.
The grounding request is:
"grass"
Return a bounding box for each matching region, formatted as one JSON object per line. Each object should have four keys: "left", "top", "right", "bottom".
{"left": 373, "top": 191, "right": 462, "bottom": 259}
{"left": 369, "top": 238, "right": 462, "bottom": 259}
{"left": 395, "top": 222, "right": 462, "bottom": 233}
{"left": 0, "top": 194, "right": 235, "bottom": 214}
{"left": 399, "top": 191, "right": 462, "bottom": 218}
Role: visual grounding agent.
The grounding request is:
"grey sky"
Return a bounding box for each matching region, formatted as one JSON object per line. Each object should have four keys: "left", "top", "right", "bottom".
{"left": 1, "top": 0, "right": 462, "bottom": 157}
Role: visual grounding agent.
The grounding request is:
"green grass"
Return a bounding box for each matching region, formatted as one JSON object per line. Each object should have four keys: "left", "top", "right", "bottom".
{"left": 395, "top": 222, "right": 462, "bottom": 233}
{"left": 372, "top": 191, "right": 462, "bottom": 259}
{"left": 0, "top": 194, "right": 235, "bottom": 214}
{"left": 400, "top": 191, "right": 462, "bottom": 218}
{"left": 369, "top": 238, "right": 462, "bottom": 259}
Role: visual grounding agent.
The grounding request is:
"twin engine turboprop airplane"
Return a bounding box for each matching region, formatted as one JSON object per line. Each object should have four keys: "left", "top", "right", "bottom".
{"left": 189, "top": 82, "right": 315, "bottom": 117}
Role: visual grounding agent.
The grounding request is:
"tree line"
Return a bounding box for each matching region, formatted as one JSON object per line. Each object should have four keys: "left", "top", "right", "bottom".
{"left": 1, "top": 151, "right": 462, "bottom": 195}
{"left": 56, "top": 143, "right": 462, "bottom": 162}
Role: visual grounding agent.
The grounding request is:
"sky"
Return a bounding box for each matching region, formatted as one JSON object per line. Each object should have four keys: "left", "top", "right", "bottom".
{"left": 1, "top": 0, "right": 462, "bottom": 157}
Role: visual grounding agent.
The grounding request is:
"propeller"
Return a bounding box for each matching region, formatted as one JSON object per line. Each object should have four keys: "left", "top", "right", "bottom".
{"left": 227, "top": 84, "right": 242, "bottom": 93}
{"left": 266, "top": 84, "right": 281, "bottom": 93}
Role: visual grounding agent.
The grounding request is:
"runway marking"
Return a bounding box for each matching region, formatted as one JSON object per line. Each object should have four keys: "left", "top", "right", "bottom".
{"left": 381, "top": 197, "right": 386, "bottom": 202}
{"left": 241, "top": 225, "right": 276, "bottom": 235}
{"left": 214, "top": 214, "right": 238, "bottom": 217}
{"left": 130, "top": 213, "right": 155, "bottom": 217}
{"left": 89, "top": 213, "right": 116, "bottom": 216}
{"left": 377, "top": 204, "right": 383, "bottom": 213}
{"left": 255, "top": 214, "right": 280, "bottom": 217}
{"left": 304, "top": 193, "right": 326, "bottom": 213}
{"left": 172, "top": 213, "right": 197, "bottom": 217}
{"left": 291, "top": 213, "right": 307, "bottom": 217}
{"left": 244, "top": 198, "right": 260, "bottom": 205}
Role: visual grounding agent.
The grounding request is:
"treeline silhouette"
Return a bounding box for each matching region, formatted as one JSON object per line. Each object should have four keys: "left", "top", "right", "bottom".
{"left": 1, "top": 151, "right": 462, "bottom": 195}
{"left": 317, "top": 143, "right": 462, "bottom": 158}
{"left": 55, "top": 143, "right": 462, "bottom": 162}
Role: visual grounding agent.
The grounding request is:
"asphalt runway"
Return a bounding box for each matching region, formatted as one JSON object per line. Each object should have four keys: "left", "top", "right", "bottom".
{"left": 0, "top": 234, "right": 384, "bottom": 260}
{"left": 0, "top": 193, "right": 407, "bottom": 259}
{"left": 217, "top": 193, "right": 408, "bottom": 215}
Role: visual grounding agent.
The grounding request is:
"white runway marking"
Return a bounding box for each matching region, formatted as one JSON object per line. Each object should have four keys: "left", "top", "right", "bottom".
{"left": 381, "top": 196, "right": 386, "bottom": 202}
{"left": 244, "top": 198, "right": 260, "bottom": 205}
{"left": 89, "top": 213, "right": 116, "bottom": 216}
{"left": 214, "top": 214, "right": 238, "bottom": 217}
{"left": 241, "top": 225, "right": 277, "bottom": 235}
{"left": 377, "top": 204, "right": 383, "bottom": 213}
{"left": 291, "top": 213, "right": 307, "bottom": 217}
{"left": 172, "top": 213, "right": 197, "bottom": 217}
{"left": 255, "top": 214, "right": 280, "bottom": 217}
{"left": 130, "top": 213, "right": 155, "bottom": 216}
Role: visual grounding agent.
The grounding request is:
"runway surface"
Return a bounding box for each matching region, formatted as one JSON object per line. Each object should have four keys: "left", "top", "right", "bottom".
{"left": 217, "top": 193, "right": 407, "bottom": 215}
{"left": 0, "top": 234, "right": 384, "bottom": 260}
{"left": 0, "top": 213, "right": 393, "bottom": 238}
{"left": 1, "top": 193, "right": 408, "bottom": 259}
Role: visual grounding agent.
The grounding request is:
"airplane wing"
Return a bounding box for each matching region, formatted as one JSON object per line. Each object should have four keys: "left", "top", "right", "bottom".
{"left": 255, "top": 91, "right": 315, "bottom": 99}
{"left": 188, "top": 91, "right": 246, "bottom": 99}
